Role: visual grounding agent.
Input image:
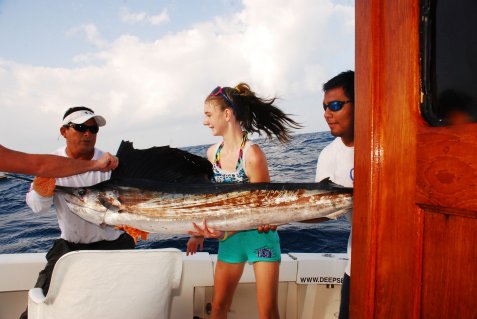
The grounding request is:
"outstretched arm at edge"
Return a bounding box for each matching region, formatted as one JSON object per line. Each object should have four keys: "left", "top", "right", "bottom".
{"left": 0, "top": 145, "right": 118, "bottom": 177}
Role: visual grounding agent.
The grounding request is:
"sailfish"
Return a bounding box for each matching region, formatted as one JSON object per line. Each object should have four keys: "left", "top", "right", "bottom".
{"left": 59, "top": 141, "right": 353, "bottom": 234}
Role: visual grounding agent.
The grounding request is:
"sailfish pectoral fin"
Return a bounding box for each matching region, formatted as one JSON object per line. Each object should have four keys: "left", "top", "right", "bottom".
{"left": 115, "top": 225, "right": 149, "bottom": 244}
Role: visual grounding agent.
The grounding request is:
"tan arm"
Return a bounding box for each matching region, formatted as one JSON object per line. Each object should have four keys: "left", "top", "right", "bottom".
{"left": 0, "top": 145, "right": 118, "bottom": 177}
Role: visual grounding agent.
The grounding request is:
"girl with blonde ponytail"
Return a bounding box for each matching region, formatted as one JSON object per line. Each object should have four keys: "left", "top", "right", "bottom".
{"left": 187, "top": 83, "right": 301, "bottom": 319}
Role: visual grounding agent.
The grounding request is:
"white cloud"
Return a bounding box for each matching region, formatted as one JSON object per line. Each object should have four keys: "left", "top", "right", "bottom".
{"left": 119, "top": 7, "right": 147, "bottom": 24}
{"left": 119, "top": 7, "right": 169, "bottom": 26}
{"left": 66, "top": 24, "right": 108, "bottom": 49}
{"left": 0, "top": 0, "right": 354, "bottom": 153}
{"left": 148, "top": 10, "right": 170, "bottom": 26}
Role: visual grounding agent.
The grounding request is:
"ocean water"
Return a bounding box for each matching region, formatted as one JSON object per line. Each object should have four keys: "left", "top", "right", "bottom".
{"left": 0, "top": 131, "right": 350, "bottom": 255}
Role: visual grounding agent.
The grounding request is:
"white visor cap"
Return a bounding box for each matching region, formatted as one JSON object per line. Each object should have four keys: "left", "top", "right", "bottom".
{"left": 62, "top": 110, "right": 106, "bottom": 127}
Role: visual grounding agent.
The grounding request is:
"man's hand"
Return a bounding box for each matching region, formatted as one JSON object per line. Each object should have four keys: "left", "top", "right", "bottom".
{"left": 33, "top": 176, "right": 56, "bottom": 197}
{"left": 257, "top": 224, "right": 278, "bottom": 233}
{"left": 94, "top": 152, "right": 119, "bottom": 172}
{"left": 186, "top": 236, "right": 205, "bottom": 256}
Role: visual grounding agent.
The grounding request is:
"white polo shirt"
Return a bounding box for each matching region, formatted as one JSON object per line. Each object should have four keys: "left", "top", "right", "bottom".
{"left": 26, "top": 147, "right": 123, "bottom": 244}
{"left": 315, "top": 137, "right": 354, "bottom": 275}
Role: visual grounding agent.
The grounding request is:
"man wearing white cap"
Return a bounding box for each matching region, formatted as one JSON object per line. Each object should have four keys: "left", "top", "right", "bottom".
{"left": 21, "top": 106, "right": 135, "bottom": 319}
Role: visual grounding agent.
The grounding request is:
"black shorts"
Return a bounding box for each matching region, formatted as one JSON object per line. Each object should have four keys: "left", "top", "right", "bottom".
{"left": 35, "top": 233, "right": 135, "bottom": 294}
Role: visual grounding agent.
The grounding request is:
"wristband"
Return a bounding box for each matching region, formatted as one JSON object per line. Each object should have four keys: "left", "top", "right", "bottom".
{"left": 220, "top": 231, "right": 228, "bottom": 241}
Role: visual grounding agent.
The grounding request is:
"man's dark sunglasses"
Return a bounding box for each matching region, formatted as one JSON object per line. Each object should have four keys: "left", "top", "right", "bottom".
{"left": 323, "top": 100, "right": 352, "bottom": 112}
{"left": 64, "top": 123, "right": 99, "bottom": 134}
{"left": 210, "top": 86, "right": 237, "bottom": 111}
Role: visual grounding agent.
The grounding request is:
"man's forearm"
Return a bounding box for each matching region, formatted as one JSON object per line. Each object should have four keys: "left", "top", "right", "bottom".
{"left": 0, "top": 145, "right": 102, "bottom": 177}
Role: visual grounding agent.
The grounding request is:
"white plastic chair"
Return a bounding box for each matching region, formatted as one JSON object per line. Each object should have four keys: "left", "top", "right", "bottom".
{"left": 28, "top": 248, "right": 182, "bottom": 319}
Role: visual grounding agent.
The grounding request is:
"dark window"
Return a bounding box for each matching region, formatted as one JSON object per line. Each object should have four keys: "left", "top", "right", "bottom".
{"left": 420, "top": 0, "right": 477, "bottom": 125}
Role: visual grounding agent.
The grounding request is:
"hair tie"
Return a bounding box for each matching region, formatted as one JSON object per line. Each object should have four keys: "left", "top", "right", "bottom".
{"left": 233, "top": 86, "right": 241, "bottom": 94}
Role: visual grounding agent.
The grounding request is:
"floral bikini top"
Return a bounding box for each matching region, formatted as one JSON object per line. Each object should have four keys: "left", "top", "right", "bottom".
{"left": 212, "top": 133, "right": 250, "bottom": 183}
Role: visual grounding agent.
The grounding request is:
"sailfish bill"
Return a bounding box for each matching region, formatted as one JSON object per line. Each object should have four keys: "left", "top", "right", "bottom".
{"left": 58, "top": 141, "right": 353, "bottom": 234}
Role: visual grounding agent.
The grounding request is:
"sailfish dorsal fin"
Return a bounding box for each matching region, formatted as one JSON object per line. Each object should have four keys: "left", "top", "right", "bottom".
{"left": 111, "top": 141, "right": 213, "bottom": 183}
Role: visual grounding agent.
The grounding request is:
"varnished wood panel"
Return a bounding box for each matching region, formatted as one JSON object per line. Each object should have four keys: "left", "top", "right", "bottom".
{"left": 417, "top": 125, "right": 477, "bottom": 213}
{"left": 422, "top": 210, "right": 477, "bottom": 318}
{"left": 354, "top": 0, "right": 421, "bottom": 318}
{"left": 353, "top": 0, "right": 378, "bottom": 316}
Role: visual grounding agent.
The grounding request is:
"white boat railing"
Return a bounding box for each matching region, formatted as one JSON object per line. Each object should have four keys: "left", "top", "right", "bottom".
{"left": 0, "top": 251, "right": 347, "bottom": 319}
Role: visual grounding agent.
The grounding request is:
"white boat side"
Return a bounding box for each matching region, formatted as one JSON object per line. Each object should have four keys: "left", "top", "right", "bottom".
{"left": 0, "top": 251, "right": 347, "bottom": 319}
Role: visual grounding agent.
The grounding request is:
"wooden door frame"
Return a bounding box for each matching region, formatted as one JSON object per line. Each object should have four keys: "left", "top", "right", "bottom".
{"left": 352, "top": 0, "right": 422, "bottom": 318}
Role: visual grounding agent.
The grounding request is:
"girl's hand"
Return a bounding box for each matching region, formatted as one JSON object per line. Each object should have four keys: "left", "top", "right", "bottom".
{"left": 257, "top": 224, "right": 278, "bottom": 233}
{"left": 188, "top": 219, "right": 224, "bottom": 239}
{"left": 186, "top": 236, "right": 205, "bottom": 256}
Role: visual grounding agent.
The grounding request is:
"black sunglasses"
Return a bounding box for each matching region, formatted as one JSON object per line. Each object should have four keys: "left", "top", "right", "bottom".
{"left": 64, "top": 123, "right": 99, "bottom": 134}
{"left": 323, "top": 100, "right": 352, "bottom": 112}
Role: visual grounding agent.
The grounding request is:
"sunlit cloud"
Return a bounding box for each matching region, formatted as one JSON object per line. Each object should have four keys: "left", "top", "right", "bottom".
{"left": 0, "top": 0, "right": 354, "bottom": 152}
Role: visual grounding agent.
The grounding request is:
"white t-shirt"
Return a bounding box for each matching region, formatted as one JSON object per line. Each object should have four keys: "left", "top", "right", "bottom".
{"left": 26, "top": 147, "right": 123, "bottom": 244}
{"left": 315, "top": 137, "right": 354, "bottom": 275}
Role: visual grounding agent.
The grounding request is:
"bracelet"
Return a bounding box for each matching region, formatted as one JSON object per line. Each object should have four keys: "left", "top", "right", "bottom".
{"left": 220, "top": 231, "right": 228, "bottom": 241}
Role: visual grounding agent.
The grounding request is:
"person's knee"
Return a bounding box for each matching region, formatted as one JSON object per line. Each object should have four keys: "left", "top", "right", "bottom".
{"left": 212, "top": 295, "right": 230, "bottom": 308}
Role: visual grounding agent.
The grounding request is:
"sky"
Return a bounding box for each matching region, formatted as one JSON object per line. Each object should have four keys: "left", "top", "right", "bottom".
{"left": 0, "top": 0, "right": 354, "bottom": 154}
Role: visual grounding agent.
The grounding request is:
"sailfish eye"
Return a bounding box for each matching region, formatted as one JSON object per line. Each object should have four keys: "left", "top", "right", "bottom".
{"left": 79, "top": 189, "right": 87, "bottom": 196}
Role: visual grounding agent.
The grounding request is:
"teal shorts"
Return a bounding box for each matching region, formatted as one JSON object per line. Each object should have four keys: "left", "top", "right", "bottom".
{"left": 218, "top": 229, "right": 281, "bottom": 263}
